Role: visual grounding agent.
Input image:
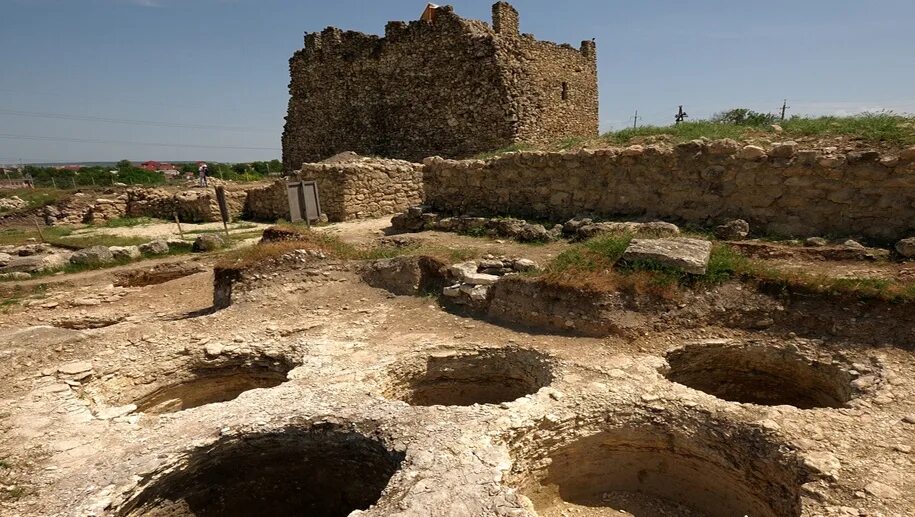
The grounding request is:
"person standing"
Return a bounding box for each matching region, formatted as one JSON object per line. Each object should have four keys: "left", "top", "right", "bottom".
{"left": 198, "top": 162, "right": 209, "bottom": 187}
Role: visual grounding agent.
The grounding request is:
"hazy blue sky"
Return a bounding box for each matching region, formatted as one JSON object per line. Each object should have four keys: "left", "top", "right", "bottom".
{"left": 1, "top": 0, "right": 913, "bottom": 164}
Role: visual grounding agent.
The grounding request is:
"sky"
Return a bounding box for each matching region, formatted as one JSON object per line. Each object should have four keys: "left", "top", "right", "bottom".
{"left": 1, "top": 0, "right": 914, "bottom": 164}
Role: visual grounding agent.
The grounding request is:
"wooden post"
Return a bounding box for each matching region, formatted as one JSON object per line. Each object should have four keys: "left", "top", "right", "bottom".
{"left": 173, "top": 212, "right": 184, "bottom": 240}
{"left": 51, "top": 176, "right": 57, "bottom": 189}
{"left": 33, "top": 217, "right": 45, "bottom": 243}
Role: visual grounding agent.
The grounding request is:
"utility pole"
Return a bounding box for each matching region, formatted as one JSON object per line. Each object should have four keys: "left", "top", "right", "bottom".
{"left": 780, "top": 99, "right": 790, "bottom": 121}
{"left": 632, "top": 110, "right": 640, "bottom": 129}
{"left": 675, "top": 105, "right": 689, "bottom": 124}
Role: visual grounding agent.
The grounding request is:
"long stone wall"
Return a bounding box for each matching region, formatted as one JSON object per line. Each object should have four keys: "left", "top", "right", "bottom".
{"left": 299, "top": 157, "right": 424, "bottom": 222}
{"left": 423, "top": 141, "right": 915, "bottom": 240}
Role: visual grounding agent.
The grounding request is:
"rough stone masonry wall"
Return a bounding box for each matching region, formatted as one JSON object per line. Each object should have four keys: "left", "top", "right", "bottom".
{"left": 299, "top": 158, "right": 424, "bottom": 222}
{"left": 244, "top": 181, "right": 290, "bottom": 221}
{"left": 423, "top": 141, "right": 915, "bottom": 240}
{"left": 491, "top": 3, "right": 598, "bottom": 145}
{"left": 282, "top": 3, "right": 597, "bottom": 169}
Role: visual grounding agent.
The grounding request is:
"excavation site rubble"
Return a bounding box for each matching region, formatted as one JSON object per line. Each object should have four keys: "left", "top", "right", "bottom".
{"left": 0, "top": 213, "right": 913, "bottom": 517}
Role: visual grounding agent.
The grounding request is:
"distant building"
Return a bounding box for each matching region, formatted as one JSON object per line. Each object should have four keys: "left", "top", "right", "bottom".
{"left": 139, "top": 161, "right": 178, "bottom": 172}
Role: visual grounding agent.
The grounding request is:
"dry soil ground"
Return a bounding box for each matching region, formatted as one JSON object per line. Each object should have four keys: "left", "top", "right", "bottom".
{"left": 0, "top": 216, "right": 913, "bottom": 517}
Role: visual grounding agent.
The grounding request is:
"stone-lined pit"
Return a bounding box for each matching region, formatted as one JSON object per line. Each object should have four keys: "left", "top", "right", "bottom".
{"left": 512, "top": 420, "right": 806, "bottom": 517}
{"left": 385, "top": 347, "right": 553, "bottom": 406}
{"left": 663, "top": 342, "right": 857, "bottom": 409}
{"left": 114, "top": 426, "right": 404, "bottom": 517}
{"left": 133, "top": 358, "right": 296, "bottom": 415}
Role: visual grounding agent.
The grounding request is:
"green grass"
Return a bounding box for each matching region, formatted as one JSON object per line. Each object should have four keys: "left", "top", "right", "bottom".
{"left": 185, "top": 222, "right": 258, "bottom": 235}
{"left": 545, "top": 233, "right": 633, "bottom": 274}
{"left": 102, "top": 217, "right": 156, "bottom": 228}
{"left": 535, "top": 234, "right": 915, "bottom": 303}
{"left": 779, "top": 113, "right": 914, "bottom": 145}
{"left": 604, "top": 121, "right": 753, "bottom": 146}
{"left": 603, "top": 113, "right": 915, "bottom": 147}
{"left": 475, "top": 113, "right": 915, "bottom": 160}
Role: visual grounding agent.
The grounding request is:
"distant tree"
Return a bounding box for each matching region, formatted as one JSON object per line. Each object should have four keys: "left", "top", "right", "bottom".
{"left": 116, "top": 159, "right": 132, "bottom": 170}
{"left": 231, "top": 162, "right": 249, "bottom": 174}
{"left": 711, "top": 108, "right": 777, "bottom": 126}
{"left": 180, "top": 163, "right": 197, "bottom": 174}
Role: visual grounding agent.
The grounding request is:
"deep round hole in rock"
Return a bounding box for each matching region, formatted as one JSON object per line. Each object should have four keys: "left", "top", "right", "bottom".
{"left": 115, "top": 426, "right": 404, "bottom": 517}
{"left": 663, "top": 343, "right": 856, "bottom": 409}
{"left": 133, "top": 358, "right": 296, "bottom": 415}
{"left": 386, "top": 347, "right": 553, "bottom": 406}
{"left": 512, "top": 422, "right": 806, "bottom": 517}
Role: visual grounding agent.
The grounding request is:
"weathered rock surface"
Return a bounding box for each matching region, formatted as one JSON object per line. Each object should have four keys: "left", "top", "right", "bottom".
{"left": 714, "top": 219, "right": 750, "bottom": 240}
{"left": 192, "top": 234, "right": 226, "bottom": 252}
{"left": 109, "top": 246, "right": 142, "bottom": 261}
{"left": 0, "top": 195, "right": 28, "bottom": 211}
{"left": 622, "top": 238, "right": 713, "bottom": 274}
{"left": 895, "top": 237, "right": 915, "bottom": 258}
{"left": 70, "top": 246, "right": 114, "bottom": 266}
{"left": 139, "top": 240, "right": 169, "bottom": 256}
{"left": 570, "top": 220, "right": 680, "bottom": 241}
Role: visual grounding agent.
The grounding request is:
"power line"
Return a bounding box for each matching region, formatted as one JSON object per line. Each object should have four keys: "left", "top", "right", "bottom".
{"left": 0, "top": 86, "right": 263, "bottom": 114}
{"left": 0, "top": 133, "right": 280, "bottom": 151}
{"left": 0, "top": 108, "right": 274, "bottom": 133}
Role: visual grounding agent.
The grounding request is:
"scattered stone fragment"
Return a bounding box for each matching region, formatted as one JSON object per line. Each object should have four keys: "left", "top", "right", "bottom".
{"left": 714, "top": 219, "right": 750, "bottom": 240}
{"left": 192, "top": 234, "right": 226, "bottom": 252}
{"left": 96, "top": 404, "right": 137, "bottom": 420}
{"left": 58, "top": 361, "right": 93, "bottom": 376}
{"left": 621, "top": 238, "right": 713, "bottom": 275}
{"left": 803, "top": 452, "right": 842, "bottom": 479}
{"left": 770, "top": 141, "right": 798, "bottom": 158}
{"left": 139, "top": 239, "right": 170, "bottom": 255}
{"left": 462, "top": 272, "right": 499, "bottom": 286}
{"left": 442, "top": 284, "right": 462, "bottom": 297}
{"left": 864, "top": 481, "right": 900, "bottom": 500}
{"left": 0, "top": 271, "right": 31, "bottom": 280}
{"left": 70, "top": 246, "right": 114, "bottom": 266}
{"left": 109, "top": 246, "right": 142, "bottom": 261}
{"left": 737, "top": 145, "right": 766, "bottom": 160}
{"left": 512, "top": 258, "right": 537, "bottom": 272}
{"left": 573, "top": 221, "right": 680, "bottom": 241}
{"left": 805, "top": 237, "right": 828, "bottom": 247}
{"left": 843, "top": 239, "right": 865, "bottom": 249}
{"left": 895, "top": 237, "right": 915, "bottom": 258}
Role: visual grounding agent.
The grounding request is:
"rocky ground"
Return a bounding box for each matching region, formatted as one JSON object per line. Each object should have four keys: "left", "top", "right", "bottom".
{"left": 0, "top": 216, "right": 913, "bottom": 516}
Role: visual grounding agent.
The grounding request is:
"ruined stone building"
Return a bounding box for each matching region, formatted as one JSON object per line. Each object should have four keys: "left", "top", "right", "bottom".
{"left": 282, "top": 2, "right": 598, "bottom": 169}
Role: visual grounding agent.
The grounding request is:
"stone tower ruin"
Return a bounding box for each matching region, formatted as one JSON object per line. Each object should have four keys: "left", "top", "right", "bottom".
{"left": 282, "top": 2, "right": 598, "bottom": 169}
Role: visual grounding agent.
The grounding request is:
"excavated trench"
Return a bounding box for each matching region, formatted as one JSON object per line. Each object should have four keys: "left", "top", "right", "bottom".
{"left": 385, "top": 347, "right": 553, "bottom": 406}
{"left": 132, "top": 358, "right": 296, "bottom": 415}
{"left": 663, "top": 342, "right": 857, "bottom": 409}
{"left": 512, "top": 420, "right": 806, "bottom": 517}
{"left": 115, "top": 426, "right": 404, "bottom": 517}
